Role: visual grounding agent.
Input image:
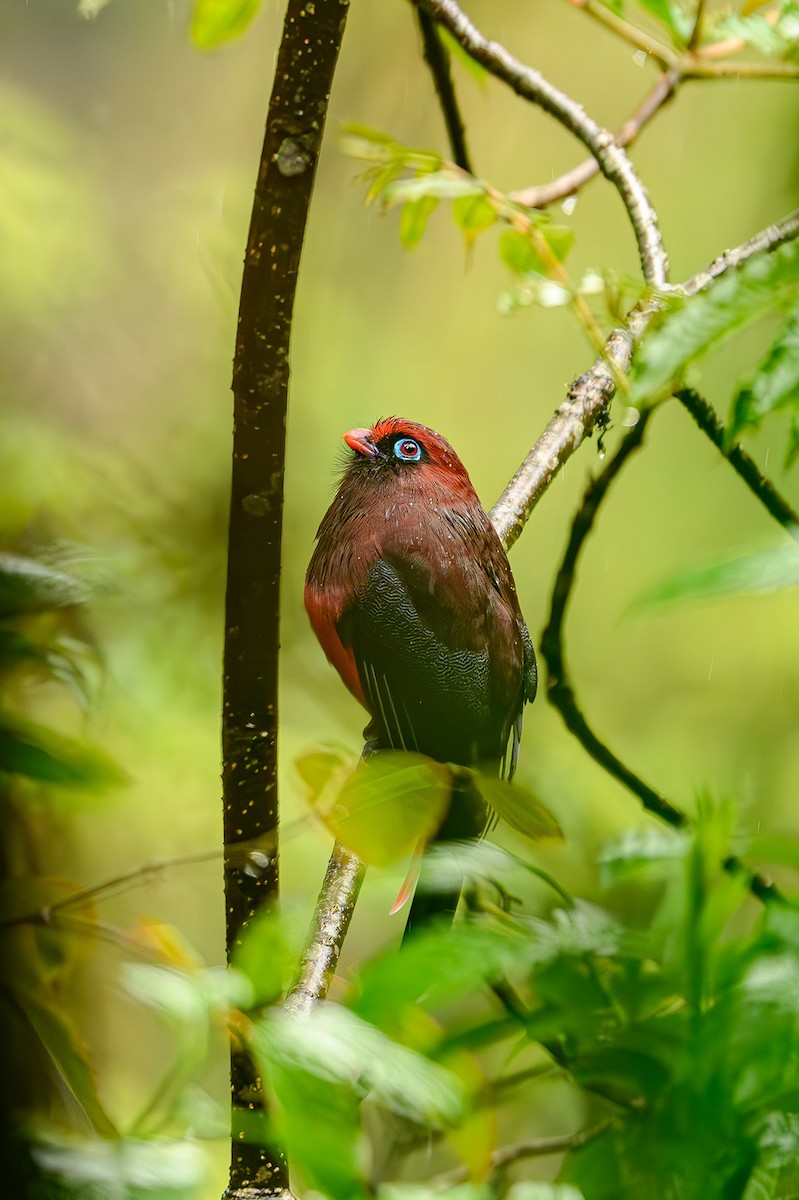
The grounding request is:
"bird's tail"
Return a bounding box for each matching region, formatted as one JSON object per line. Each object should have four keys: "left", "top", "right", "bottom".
{"left": 401, "top": 769, "right": 487, "bottom": 944}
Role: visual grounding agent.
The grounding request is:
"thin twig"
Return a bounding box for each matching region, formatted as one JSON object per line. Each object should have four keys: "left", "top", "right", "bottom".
{"left": 415, "top": 0, "right": 669, "bottom": 286}
{"left": 571, "top": 0, "right": 677, "bottom": 68}
{"left": 435, "top": 1120, "right": 612, "bottom": 1185}
{"left": 511, "top": 69, "right": 679, "bottom": 210}
{"left": 676, "top": 389, "right": 799, "bottom": 535}
{"left": 539, "top": 411, "right": 785, "bottom": 903}
{"left": 683, "top": 208, "right": 799, "bottom": 295}
{"left": 539, "top": 411, "right": 687, "bottom": 829}
{"left": 413, "top": 3, "right": 473, "bottom": 172}
{"left": 570, "top": 0, "right": 799, "bottom": 77}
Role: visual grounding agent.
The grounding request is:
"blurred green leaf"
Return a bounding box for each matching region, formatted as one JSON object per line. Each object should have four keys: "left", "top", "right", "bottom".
{"left": 77, "top": 0, "right": 116, "bottom": 15}
{"left": 190, "top": 0, "right": 261, "bottom": 49}
{"left": 400, "top": 196, "right": 440, "bottom": 249}
{"left": 499, "top": 229, "right": 547, "bottom": 277}
{"left": 475, "top": 775, "right": 562, "bottom": 841}
{"left": 713, "top": 11, "right": 798, "bottom": 57}
{"left": 33, "top": 1135, "right": 210, "bottom": 1198}
{"left": 23, "top": 994, "right": 118, "bottom": 1136}
{"left": 256, "top": 1003, "right": 463, "bottom": 1126}
{"left": 599, "top": 826, "right": 690, "bottom": 886}
{"left": 384, "top": 170, "right": 483, "bottom": 205}
{"left": 312, "top": 751, "right": 452, "bottom": 867}
{"left": 633, "top": 543, "right": 799, "bottom": 610}
{"left": 0, "top": 552, "right": 89, "bottom": 617}
{"left": 506, "top": 1186, "right": 585, "bottom": 1200}
{"left": 745, "top": 833, "right": 799, "bottom": 876}
{"left": 629, "top": 239, "right": 799, "bottom": 405}
{"left": 263, "top": 1062, "right": 364, "bottom": 1199}
{"left": 352, "top": 920, "right": 535, "bottom": 1031}
{"left": 634, "top": 0, "right": 689, "bottom": 40}
{"left": 452, "top": 193, "right": 497, "bottom": 249}
{"left": 438, "top": 26, "right": 489, "bottom": 86}
{"left": 0, "top": 714, "right": 125, "bottom": 789}
{"left": 730, "top": 302, "right": 799, "bottom": 455}
{"left": 232, "top": 907, "right": 305, "bottom": 1007}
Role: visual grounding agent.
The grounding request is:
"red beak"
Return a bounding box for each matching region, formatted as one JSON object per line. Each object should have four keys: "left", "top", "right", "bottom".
{"left": 343, "top": 428, "right": 378, "bottom": 457}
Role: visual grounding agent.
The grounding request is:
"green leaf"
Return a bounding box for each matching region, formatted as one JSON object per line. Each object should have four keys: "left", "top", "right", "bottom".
{"left": 312, "top": 751, "right": 452, "bottom": 867}
{"left": 634, "top": 0, "right": 689, "bottom": 40}
{"left": 438, "top": 26, "right": 489, "bottom": 87}
{"left": 713, "top": 12, "right": 792, "bottom": 56}
{"left": 505, "top": 1186, "right": 586, "bottom": 1200}
{"left": 498, "top": 225, "right": 573, "bottom": 279}
{"left": 33, "top": 1136, "right": 210, "bottom": 1198}
{"left": 745, "top": 834, "right": 799, "bottom": 877}
{"left": 190, "top": 0, "right": 261, "bottom": 49}
{"left": 0, "top": 713, "right": 125, "bottom": 789}
{"left": 629, "top": 239, "right": 799, "bottom": 406}
{"left": 452, "top": 193, "right": 497, "bottom": 249}
{"left": 232, "top": 907, "right": 305, "bottom": 1007}
{"left": 0, "top": 552, "right": 89, "bottom": 617}
{"left": 474, "top": 775, "right": 562, "bottom": 841}
{"left": 256, "top": 1003, "right": 464, "bottom": 1126}
{"left": 384, "top": 170, "right": 483, "bottom": 206}
{"left": 77, "top": 0, "right": 116, "bottom": 16}
{"left": 499, "top": 229, "right": 547, "bottom": 277}
{"left": 730, "top": 302, "right": 799, "bottom": 447}
{"left": 599, "top": 826, "right": 690, "bottom": 886}
{"left": 23, "top": 995, "right": 118, "bottom": 1136}
{"left": 633, "top": 544, "right": 799, "bottom": 610}
{"left": 353, "top": 919, "right": 537, "bottom": 1030}
{"left": 400, "top": 195, "right": 440, "bottom": 249}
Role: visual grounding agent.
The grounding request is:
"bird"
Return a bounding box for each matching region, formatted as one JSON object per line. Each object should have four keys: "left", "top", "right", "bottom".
{"left": 304, "top": 417, "right": 537, "bottom": 935}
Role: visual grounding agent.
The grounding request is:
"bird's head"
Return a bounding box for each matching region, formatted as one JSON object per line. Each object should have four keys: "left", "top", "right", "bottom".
{"left": 340, "top": 417, "right": 474, "bottom": 496}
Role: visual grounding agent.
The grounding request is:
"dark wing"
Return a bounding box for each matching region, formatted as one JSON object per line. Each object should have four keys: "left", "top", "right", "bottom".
{"left": 337, "top": 545, "right": 526, "bottom": 769}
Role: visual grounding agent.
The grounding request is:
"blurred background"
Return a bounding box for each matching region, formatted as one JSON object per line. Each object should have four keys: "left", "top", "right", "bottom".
{"left": 2, "top": 0, "right": 798, "bottom": 1192}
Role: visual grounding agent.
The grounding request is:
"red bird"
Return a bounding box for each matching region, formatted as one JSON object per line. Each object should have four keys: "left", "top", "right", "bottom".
{"left": 304, "top": 418, "right": 537, "bottom": 930}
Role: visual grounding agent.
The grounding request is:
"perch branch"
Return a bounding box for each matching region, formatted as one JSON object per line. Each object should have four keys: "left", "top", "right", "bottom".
{"left": 414, "top": 0, "right": 669, "bottom": 286}
{"left": 412, "top": 3, "right": 473, "bottom": 172}
{"left": 222, "top": 0, "right": 349, "bottom": 1195}
{"left": 284, "top": 842, "right": 366, "bottom": 1016}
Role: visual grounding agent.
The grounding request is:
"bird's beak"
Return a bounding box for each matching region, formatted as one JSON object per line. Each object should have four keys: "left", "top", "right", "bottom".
{"left": 343, "top": 428, "right": 378, "bottom": 458}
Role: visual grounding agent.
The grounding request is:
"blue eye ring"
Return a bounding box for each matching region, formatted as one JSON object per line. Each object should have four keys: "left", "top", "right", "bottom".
{"left": 393, "top": 436, "right": 422, "bottom": 462}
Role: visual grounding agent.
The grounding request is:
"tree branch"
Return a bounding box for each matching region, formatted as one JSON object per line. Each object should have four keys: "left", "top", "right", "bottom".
{"left": 412, "top": 3, "right": 473, "bottom": 172}
{"left": 539, "top": 411, "right": 688, "bottom": 828}
{"left": 222, "top": 1, "right": 349, "bottom": 1195}
{"left": 436, "top": 1120, "right": 612, "bottom": 1185}
{"left": 284, "top": 842, "right": 365, "bottom": 1016}
{"left": 682, "top": 208, "right": 799, "bottom": 296}
{"left": 414, "top": 0, "right": 669, "bottom": 286}
{"left": 510, "top": 69, "right": 679, "bottom": 211}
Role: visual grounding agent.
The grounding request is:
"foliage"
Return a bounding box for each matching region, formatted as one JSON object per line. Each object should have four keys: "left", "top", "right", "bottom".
{"left": 6, "top": 0, "right": 799, "bottom": 1198}
{"left": 630, "top": 240, "right": 799, "bottom": 468}
{"left": 107, "top": 810, "right": 799, "bottom": 1200}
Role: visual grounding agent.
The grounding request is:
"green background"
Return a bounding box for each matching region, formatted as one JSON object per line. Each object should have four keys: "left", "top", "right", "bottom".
{"left": 2, "top": 0, "right": 798, "bottom": 1191}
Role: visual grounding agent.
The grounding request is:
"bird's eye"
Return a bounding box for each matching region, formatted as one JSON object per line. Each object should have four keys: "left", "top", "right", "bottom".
{"left": 393, "top": 437, "right": 422, "bottom": 462}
